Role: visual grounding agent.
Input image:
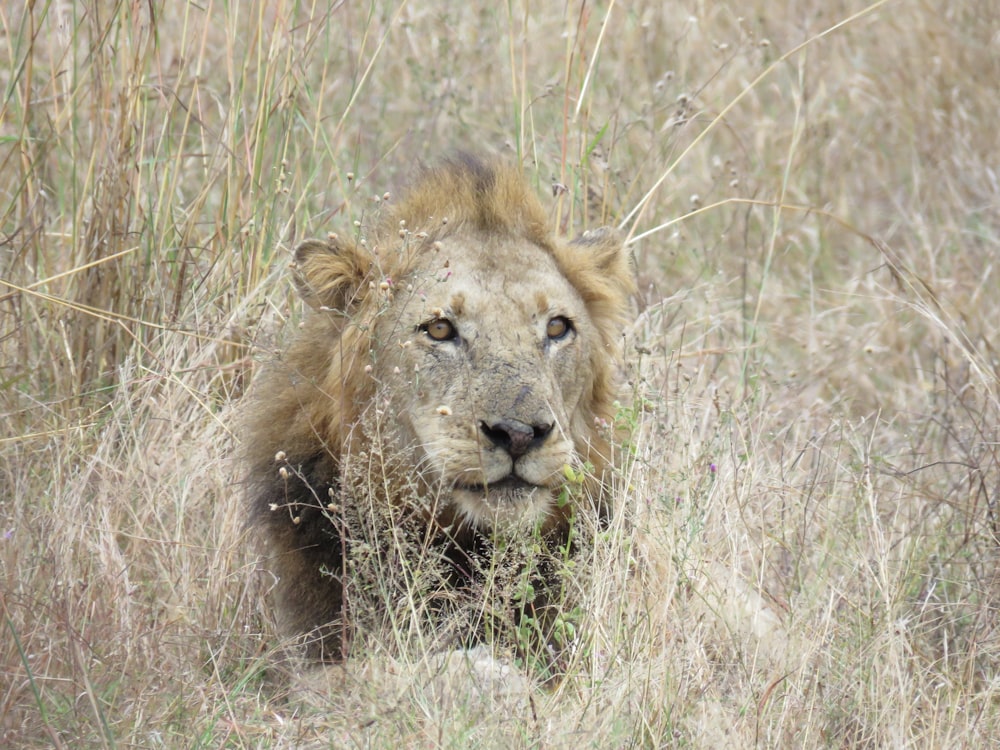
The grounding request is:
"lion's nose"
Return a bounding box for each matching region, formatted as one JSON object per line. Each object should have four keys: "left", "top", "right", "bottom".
{"left": 480, "top": 419, "right": 553, "bottom": 459}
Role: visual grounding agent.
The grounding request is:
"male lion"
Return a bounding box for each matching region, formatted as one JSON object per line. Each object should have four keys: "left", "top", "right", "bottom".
{"left": 244, "top": 154, "right": 635, "bottom": 662}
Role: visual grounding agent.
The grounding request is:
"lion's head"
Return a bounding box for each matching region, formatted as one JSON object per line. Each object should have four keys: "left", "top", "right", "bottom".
{"left": 244, "top": 154, "right": 635, "bottom": 658}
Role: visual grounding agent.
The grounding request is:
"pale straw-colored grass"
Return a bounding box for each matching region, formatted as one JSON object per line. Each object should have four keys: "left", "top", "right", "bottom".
{"left": 2, "top": 1, "right": 997, "bottom": 745}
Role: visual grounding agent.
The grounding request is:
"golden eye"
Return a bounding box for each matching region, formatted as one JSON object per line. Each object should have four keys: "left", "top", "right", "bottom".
{"left": 423, "top": 318, "right": 457, "bottom": 341}
{"left": 546, "top": 316, "right": 572, "bottom": 340}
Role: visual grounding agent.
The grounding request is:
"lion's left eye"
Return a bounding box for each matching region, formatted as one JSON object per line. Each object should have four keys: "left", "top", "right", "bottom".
{"left": 422, "top": 318, "right": 458, "bottom": 342}
{"left": 546, "top": 316, "right": 573, "bottom": 341}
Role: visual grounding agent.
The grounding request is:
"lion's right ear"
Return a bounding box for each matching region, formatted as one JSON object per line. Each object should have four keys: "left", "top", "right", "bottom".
{"left": 291, "top": 236, "right": 372, "bottom": 312}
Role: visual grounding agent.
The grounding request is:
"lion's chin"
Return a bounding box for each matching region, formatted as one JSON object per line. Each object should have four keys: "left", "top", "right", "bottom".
{"left": 452, "top": 476, "right": 554, "bottom": 529}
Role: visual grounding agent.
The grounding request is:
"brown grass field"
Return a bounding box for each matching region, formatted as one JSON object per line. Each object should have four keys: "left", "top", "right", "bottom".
{"left": 2, "top": 0, "right": 999, "bottom": 746}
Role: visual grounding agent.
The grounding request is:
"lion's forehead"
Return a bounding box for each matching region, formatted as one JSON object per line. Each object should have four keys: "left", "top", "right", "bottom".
{"left": 408, "top": 235, "right": 587, "bottom": 327}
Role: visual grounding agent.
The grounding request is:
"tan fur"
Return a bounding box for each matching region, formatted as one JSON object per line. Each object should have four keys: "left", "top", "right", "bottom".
{"left": 243, "top": 154, "right": 635, "bottom": 659}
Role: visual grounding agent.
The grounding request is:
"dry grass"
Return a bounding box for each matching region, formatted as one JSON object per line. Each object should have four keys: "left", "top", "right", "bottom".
{"left": 2, "top": 0, "right": 998, "bottom": 746}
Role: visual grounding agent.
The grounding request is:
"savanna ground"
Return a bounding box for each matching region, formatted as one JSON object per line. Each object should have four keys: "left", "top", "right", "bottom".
{"left": 2, "top": 0, "right": 999, "bottom": 746}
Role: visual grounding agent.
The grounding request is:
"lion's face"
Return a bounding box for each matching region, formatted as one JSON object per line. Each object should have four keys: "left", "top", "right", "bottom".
{"left": 285, "top": 158, "right": 634, "bottom": 538}
{"left": 376, "top": 233, "right": 597, "bottom": 528}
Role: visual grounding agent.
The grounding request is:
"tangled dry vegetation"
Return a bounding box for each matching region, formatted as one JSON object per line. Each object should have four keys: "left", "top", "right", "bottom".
{"left": 2, "top": 1, "right": 998, "bottom": 746}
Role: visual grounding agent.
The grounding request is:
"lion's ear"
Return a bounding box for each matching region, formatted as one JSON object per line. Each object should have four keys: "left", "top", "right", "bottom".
{"left": 567, "top": 227, "right": 636, "bottom": 312}
{"left": 291, "top": 236, "right": 372, "bottom": 312}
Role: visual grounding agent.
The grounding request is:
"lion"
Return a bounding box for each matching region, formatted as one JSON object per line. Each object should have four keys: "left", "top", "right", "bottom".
{"left": 243, "top": 154, "right": 635, "bottom": 663}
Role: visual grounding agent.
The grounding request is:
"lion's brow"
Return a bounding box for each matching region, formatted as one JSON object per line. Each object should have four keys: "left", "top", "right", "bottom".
{"left": 534, "top": 291, "right": 549, "bottom": 314}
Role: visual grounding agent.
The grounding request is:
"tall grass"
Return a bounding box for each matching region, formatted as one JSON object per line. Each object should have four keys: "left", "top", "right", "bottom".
{"left": 1, "top": 0, "right": 998, "bottom": 745}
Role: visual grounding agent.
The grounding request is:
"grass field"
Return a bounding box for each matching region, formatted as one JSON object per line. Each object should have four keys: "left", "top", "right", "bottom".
{"left": 2, "top": 0, "right": 999, "bottom": 746}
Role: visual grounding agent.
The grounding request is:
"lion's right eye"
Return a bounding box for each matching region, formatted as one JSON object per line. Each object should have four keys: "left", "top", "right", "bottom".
{"left": 421, "top": 318, "right": 458, "bottom": 342}
{"left": 546, "top": 315, "right": 573, "bottom": 341}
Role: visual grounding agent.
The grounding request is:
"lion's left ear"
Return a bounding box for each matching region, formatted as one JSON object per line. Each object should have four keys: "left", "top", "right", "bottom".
{"left": 291, "top": 236, "right": 373, "bottom": 312}
{"left": 570, "top": 226, "right": 633, "bottom": 290}
{"left": 564, "top": 226, "right": 636, "bottom": 323}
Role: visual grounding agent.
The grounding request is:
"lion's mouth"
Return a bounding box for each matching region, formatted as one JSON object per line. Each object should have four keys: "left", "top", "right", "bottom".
{"left": 456, "top": 475, "right": 537, "bottom": 498}
{"left": 451, "top": 475, "right": 554, "bottom": 527}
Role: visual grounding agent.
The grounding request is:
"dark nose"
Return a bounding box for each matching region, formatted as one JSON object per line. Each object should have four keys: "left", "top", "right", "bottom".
{"left": 480, "top": 419, "right": 553, "bottom": 459}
